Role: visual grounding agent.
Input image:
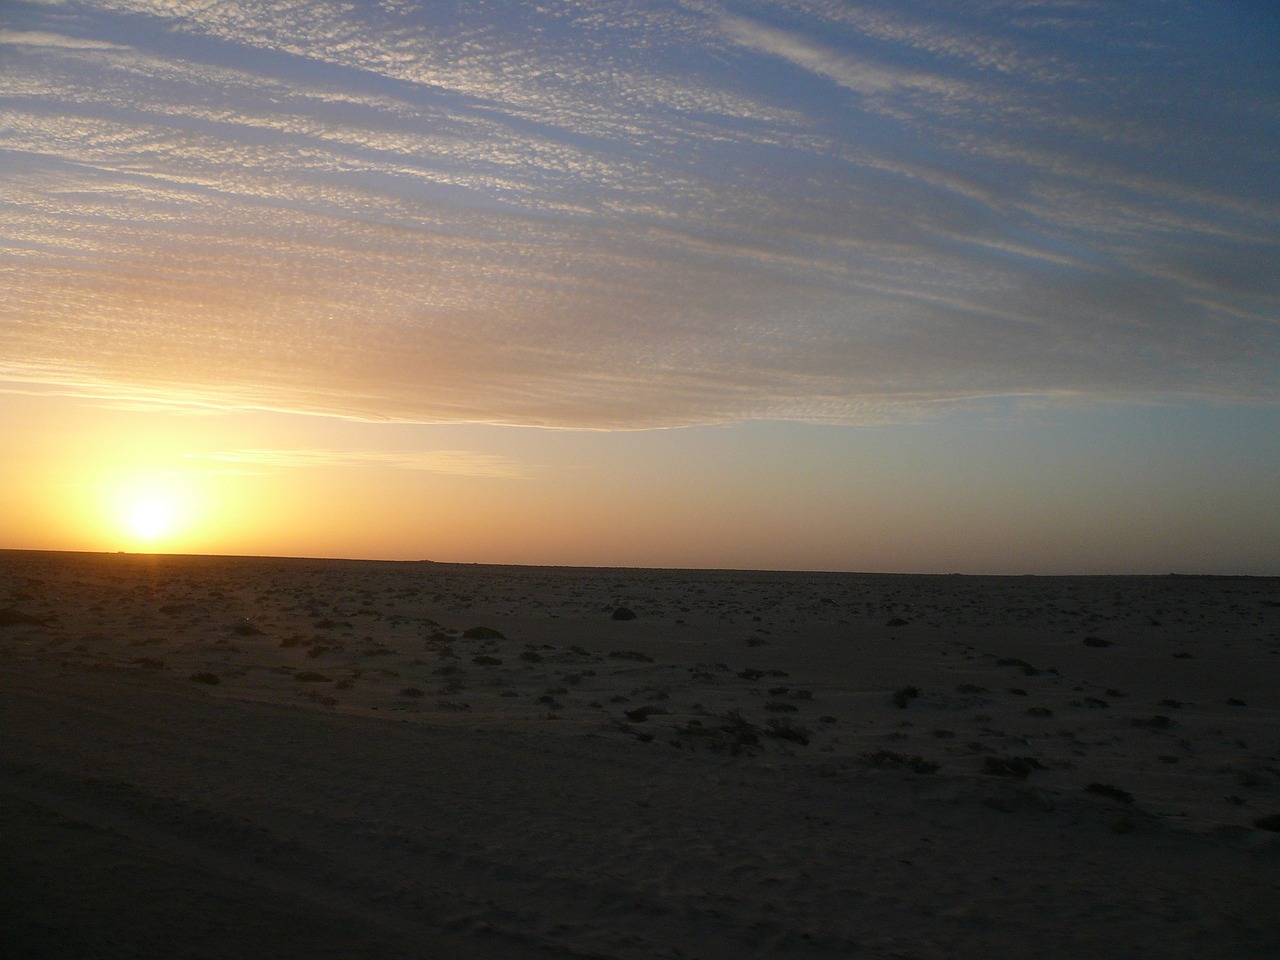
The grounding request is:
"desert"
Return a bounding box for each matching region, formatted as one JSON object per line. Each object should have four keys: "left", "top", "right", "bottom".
{"left": 2, "top": 549, "right": 1278, "bottom": 958}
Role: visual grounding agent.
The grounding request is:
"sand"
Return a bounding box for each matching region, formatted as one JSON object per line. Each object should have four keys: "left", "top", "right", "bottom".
{"left": 2, "top": 550, "right": 1278, "bottom": 958}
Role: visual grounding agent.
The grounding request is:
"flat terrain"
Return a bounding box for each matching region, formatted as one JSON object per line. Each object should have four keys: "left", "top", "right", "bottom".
{"left": 2, "top": 551, "right": 1278, "bottom": 958}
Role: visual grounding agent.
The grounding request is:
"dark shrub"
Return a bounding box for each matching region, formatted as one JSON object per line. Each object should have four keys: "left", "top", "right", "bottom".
{"left": 983, "top": 756, "right": 1044, "bottom": 779}
{"left": 1085, "top": 782, "right": 1135, "bottom": 804}
{"left": 859, "top": 749, "right": 938, "bottom": 774}
{"left": 892, "top": 686, "right": 920, "bottom": 708}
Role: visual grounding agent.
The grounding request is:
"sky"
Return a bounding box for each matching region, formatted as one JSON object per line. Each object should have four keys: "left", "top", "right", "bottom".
{"left": 1, "top": 0, "right": 1278, "bottom": 574}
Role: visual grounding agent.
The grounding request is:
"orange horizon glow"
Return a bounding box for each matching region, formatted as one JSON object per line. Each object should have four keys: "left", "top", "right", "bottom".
{"left": 2, "top": 388, "right": 1279, "bottom": 576}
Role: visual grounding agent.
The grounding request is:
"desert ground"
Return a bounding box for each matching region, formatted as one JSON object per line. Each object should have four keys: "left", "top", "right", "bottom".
{"left": 2, "top": 550, "right": 1278, "bottom": 958}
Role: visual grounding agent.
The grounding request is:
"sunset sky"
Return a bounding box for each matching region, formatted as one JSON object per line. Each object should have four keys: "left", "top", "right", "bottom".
{"left": 2, "top": 1, "right": 1278, "bottom": 573}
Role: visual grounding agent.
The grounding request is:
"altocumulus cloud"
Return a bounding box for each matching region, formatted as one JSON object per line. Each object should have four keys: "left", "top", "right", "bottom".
{"left": 1, "top": 0, "right": 1276, "bottom": 427}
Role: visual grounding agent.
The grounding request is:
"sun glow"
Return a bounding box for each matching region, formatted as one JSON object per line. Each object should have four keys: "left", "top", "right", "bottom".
{"left": 111, "top": 479, "right": 197, "bottom": 551}
{"left": 126, "top": 495, "right": 175, "bottom": 542}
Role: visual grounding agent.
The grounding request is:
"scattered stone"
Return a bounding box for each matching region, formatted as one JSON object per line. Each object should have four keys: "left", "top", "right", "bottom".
{"left": 611, "top": 607, "right": 637, "bottom": 621}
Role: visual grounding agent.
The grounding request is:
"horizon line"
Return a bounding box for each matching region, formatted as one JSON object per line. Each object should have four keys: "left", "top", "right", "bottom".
{"left": 2, "top": 547, "right": 1276, "bottom": 581}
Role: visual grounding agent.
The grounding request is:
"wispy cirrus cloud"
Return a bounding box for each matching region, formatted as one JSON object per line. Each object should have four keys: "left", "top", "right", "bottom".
{"left": 0, "top": 30, "right": 129, "bottom": 50}
{"left": 186, "top": 448, "right": 534, "bottom": 480}
{"left": 718, "top": 13, "right": 972, "bottom": 100}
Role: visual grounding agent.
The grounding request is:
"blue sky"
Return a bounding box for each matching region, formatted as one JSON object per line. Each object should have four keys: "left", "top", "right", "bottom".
{"left": 1, "top": 1, "right": 1277, "bottom": 572}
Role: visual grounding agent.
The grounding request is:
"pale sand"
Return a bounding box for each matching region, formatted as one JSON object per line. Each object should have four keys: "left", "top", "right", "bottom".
{"left": 2, "top": 550, "right": 1278, "bottom": 958}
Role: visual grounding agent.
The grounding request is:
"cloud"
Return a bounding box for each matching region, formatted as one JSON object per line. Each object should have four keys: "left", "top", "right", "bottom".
{"left": 186, "top": 448, "right": 534, "bottom": 479}
{"left": 0, "top": 30, "right": 129, "bottom": 50}
{"left": 1, "top": 1, "right": 1276, "bottom": 427}
{"left": 718, "top": 13, "right": 971, "bottom": 100}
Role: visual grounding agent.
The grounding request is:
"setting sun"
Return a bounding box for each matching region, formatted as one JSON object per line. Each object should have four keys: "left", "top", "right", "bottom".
{"left": 126, "top": 495, "right": 175, "bottom": 543}
{"left": 107, "top": 477, "right": 201, "bottom": 552}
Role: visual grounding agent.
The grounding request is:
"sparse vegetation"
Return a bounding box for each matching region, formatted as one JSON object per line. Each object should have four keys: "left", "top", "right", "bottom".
{"left": 1085, "top": 782, "right": 1135, "bottom": 804}
{"left": 859, "top": 749, "right": 938, "bottom": 774}
{"left": 608, "top": 650, "right": 653, "bottom": 662}
{"left": 983, "top": 756, "right": 1044, "bottom": 779}
{"left": 623, "top": 705, "right": 667, "bottom": 722}
{"left": 893, "top": 686, "right": 920, "bottom": 708}
{"left": 765, "top": 717, "right": 811, "bottom": 745}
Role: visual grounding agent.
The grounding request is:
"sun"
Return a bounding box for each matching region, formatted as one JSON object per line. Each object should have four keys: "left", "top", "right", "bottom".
{"left": 126, "top": 496, "right": 175, "bottom": 542}
{"left": 113, "top": 481, "right": 192, "bottom": 550}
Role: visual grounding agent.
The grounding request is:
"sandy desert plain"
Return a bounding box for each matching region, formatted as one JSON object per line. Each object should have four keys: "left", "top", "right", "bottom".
{"left": 1, "top": 549, "right": 1278, "bottom": 959}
